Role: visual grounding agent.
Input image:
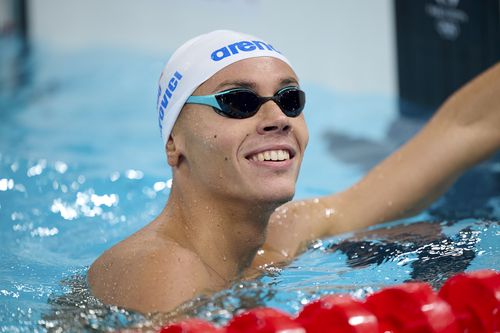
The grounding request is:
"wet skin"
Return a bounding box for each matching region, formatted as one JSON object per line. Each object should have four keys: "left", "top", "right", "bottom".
{"left": 88, "top": 60, "right": 500, "bottom": 314}
{"left": 88, "top": 57, "right": 309, "bottom": 312}
{"left": 168, "top": 57, "right": 309, "bottom": 208}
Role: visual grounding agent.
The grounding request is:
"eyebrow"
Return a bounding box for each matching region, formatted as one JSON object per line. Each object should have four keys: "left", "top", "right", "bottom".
{"left": 213, "top": 77, "right": 300, "bottom": 93}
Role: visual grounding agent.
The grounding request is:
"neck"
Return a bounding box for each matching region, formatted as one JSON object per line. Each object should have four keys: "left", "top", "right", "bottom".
{"left": 158, "top": 184, "right": 278, "bottom": 286}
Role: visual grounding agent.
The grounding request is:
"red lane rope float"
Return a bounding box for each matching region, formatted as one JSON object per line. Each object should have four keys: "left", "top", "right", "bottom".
{"left": 439, "top": 270, "right": 500, "bottom": 333}
{"left": 365, "top": 282, "right": 459, "bottom": 333}
{"left": 158, "top": 270, "right": 499, "bottom": 333}
{"left": 225, "top": 308, "right": 305, "bottom": 333}
{"left": 296, "top": 295, "right": 378, "bottom": 333}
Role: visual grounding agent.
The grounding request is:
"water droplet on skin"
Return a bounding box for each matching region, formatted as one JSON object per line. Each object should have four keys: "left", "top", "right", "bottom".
{"left": 324, "top": 208, "right": 335, "bottom": 218}
{"left": 275, "top": 207, "right": 288, "bottom": 217}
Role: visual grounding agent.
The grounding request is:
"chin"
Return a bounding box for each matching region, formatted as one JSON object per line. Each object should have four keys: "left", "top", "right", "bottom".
{"left": 253, "top": 184, "right": 296, "bottom": 206}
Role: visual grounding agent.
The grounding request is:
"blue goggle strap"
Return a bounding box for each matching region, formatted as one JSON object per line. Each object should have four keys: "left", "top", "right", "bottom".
{"left": 185, "top": 94, "right": 222, "bottom": 110}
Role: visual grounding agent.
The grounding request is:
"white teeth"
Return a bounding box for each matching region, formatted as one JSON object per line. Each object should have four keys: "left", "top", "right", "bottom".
{"left": 249, "top": 149, "right": 291, "bottom": 162}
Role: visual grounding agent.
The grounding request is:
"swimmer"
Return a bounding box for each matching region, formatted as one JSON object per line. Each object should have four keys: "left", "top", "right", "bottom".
{"left": 88, "top": 30, "right": 500, "bottom": 313}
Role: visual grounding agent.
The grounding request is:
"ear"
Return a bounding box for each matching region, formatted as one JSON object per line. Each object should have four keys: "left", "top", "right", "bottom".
{"left": 166, "top": 135, "right": 182, "bottom": 167}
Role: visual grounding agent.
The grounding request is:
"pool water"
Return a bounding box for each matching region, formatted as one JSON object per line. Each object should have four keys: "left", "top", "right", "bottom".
{"left": 0, "top": 44, "right": 499, "bottom": 332}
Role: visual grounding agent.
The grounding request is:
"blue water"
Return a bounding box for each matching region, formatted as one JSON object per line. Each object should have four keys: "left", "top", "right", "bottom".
{"left": 0, "top": 43, "right": 499, "bottom": 332}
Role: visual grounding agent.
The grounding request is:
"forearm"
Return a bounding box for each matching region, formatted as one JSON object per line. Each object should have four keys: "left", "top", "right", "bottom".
{"left": 333, "top": 63, "right": 500, "bottom": 232}
{"left": 341, "top": 122, "right": 482, "bottom": 229}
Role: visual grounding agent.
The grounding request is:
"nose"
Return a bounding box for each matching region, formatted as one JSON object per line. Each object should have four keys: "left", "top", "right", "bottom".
{"left": 256, "top": 100, "right": 291, "bottom": 135}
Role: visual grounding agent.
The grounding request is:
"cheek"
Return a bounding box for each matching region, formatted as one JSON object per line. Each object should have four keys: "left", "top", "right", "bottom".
{"left": 210, "top": 133, "right": 239, "bottom": 161}
{"left": 301, "top": 124, "right": 309, "bottom": 148}
{"left": 303, "top": 128, "right": 309, "bottom": 149}
{"left": 294, "top": 117, "right": 309, "bottom": 151}
{"left": 179, "top": 109, "right": 251, "bottom": 163}
{"left": 187, "top": 130, "right": 236, "bottom": 166}
{"left": 181, "top": 112, "right": 224, "bottom": 151}
{"left": 208, "top": 124, "right": 250, "bottom": 157}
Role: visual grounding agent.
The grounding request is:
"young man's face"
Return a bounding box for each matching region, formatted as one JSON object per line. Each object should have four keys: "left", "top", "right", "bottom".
{"left": 172, "top": 57, "right": 309, "bottom": 206}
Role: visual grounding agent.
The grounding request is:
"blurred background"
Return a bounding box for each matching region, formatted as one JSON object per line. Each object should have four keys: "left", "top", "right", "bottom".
{"left": 2, "top": 0, "right": 398, "bottom": 95}
{"left": 0, "top": 1, "right": 499, "bottom": 331}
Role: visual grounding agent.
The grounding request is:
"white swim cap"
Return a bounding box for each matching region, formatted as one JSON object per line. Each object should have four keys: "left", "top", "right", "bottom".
{"left": 156, "top": 30, "right": 292, "bottom": 147}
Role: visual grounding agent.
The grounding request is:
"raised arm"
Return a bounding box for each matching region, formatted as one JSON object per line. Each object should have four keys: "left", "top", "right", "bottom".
{"left": 258, "top": 63, "right": 500, "bottom": 264}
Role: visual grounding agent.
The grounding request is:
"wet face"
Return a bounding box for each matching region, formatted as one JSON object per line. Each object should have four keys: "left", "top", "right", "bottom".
{"left": 171, "top": 57, "right": 309, "bottom": 206}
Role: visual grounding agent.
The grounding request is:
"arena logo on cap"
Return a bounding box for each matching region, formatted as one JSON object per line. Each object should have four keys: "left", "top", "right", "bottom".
{"left": 211, "top": 40, "right": 280, "bottom": 61}
{"left": 158, "top": 71, "right": 183, "bottom": 133}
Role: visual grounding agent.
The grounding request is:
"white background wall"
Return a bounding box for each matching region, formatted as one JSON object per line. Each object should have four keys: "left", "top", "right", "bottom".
{"left": 27, "top": 0, "right": 397, "bottom": 96}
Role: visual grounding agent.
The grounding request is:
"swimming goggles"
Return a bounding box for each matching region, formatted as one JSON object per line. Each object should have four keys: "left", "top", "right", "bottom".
{"left": 185, "top": 86, "right": 306, "bottom": 119}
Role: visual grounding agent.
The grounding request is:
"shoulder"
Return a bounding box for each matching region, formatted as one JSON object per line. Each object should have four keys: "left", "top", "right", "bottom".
{"left": 88, "top": 230, "right": 212, "bottom": 313}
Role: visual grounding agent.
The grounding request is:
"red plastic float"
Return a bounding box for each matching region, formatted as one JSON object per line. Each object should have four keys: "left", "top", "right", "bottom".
{"left": 158, "top": 270, "right": 499, "bottom": 333}
{"left": 225, "top": 307, "right": 305, "bottom": 333}
{"left": 439, "top": 269, "right": 500, "bottom": 333}
{"left": 158, "top": 318, "right": 223, "bottom": 333}
{"left": 296, "top": 294, "right": 379, "bottom": 333}
{"left": 365, "top": 282, "right": 459, "bottom": 333}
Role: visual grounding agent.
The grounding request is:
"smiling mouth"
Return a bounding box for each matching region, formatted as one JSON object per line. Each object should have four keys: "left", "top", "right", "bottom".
{"left": 247, "top": 149, "right": 293, "bottom": 162}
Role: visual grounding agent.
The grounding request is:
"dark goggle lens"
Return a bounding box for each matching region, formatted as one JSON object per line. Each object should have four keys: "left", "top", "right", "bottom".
{"left": 215, "top": 87, "right": 305, "bottom": 118}
{"left": 276, "top": 88, "right": 305, "bottom": 117}
{"left": 216, "top": 90, "right": 261, "bottom": 118}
